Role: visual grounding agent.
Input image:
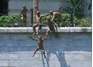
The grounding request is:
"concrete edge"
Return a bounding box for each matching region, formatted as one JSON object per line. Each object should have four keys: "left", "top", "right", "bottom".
{"left": 0, "top": 27, "right": 92, "bottom": 33}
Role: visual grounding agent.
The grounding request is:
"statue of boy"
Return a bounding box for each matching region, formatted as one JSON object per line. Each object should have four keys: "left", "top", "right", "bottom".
{"left": 29, "top": 33, "right": 48, "bottom": 58}
{"left": 43, "top": 16, "right": 59, "bottom": 37}
{"left": 33, "top": 11, "right": 48, "bottom": 35}
{"left": 49, "top": 10, "right": 67, "bottom": 27}
{"left": 20, "top": 5, "right": 30, "bottom": 27}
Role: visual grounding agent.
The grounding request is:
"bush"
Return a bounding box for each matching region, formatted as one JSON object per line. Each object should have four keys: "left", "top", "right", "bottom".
{"left": 41, "top": 14, "right": 91, "bottom": 27}
{"left": 75, "top": 18, "right": 92, "bottom": 27}
{"left": 0, "top": 14, "right": 21, "bottom": 27}
{"left": 41, "top": 14, "right": 77, "bottom": 27}
{"left": 0, "top": 16, "right": 10, "bottom": 27}
{"left": 0, "top": 14, "right": 92, "bottom": 27}
{"left": 59, "top": 0, "right": 84, "bottom": 19}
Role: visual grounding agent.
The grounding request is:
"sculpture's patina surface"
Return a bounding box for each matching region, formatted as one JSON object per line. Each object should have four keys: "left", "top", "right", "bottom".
{"left": 43, "top": 16, "right": 58, "bottom": 37}
{"left": 29, "top": 33, "right": 48, "bottom": 58}
{"left": 49, "top": 10, "right": 67, "bottom": 27}
{"left": 20, "top": 5, "right": 30, "bottom": 27}
{"left": 32, "top": 11, "right": 48, "bottom": 35}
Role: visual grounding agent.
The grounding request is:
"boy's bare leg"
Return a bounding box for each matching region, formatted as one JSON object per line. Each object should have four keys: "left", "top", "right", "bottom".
{"left": 36, "top": 25, "right": 41, "bottom": 35}
{"left": 47, "top": 29, "right": 50, "bottom": 33}
{"left": 21, "top": 20, "right": 24, "bottom": 26}
{"left": 60, "top": 16, "right": 67, "bottom": 27}
{"left": 24, "top": 19, "right": 27, "bottom": 27}
{"left": 33, "top": 47, "right": 39, "bottom": 57}
{"left": 33, "top": 24, "right": 37, "bottom": 35}
{"left": 42, "top": 49, "right": 46, "bottom": 58}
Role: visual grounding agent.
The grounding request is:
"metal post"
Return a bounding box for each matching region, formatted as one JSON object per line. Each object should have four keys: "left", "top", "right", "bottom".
{"left": 31, "top": 8, "right": 33, "bottom": 27}
{"left": 70, "top": 7, "right": 73, "bottom": 27}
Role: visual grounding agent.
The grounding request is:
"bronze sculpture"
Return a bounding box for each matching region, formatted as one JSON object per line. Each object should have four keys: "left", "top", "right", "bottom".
{"left": 43, "top": 16, "right": 59, "bottom": 37}
{"left": 32, "top": 11, "right": 48, "bottom": 35}
{"left": 49, "top": 10, "right": 67, "bottom": 27}
{"left": 20, "top": 5, "right": 30, "bottom": 27}
{"left": 29, "top": 33, "right": 48, "bottom": 58}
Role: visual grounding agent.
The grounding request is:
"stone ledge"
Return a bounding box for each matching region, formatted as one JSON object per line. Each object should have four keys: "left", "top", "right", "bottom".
{"left": 0, "top": 27, "right": 92, "bottom": 33}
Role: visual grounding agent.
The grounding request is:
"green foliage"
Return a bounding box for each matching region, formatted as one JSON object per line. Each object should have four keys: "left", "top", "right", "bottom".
{"left": 71, "top": 0, "right": 78, "bottom": 7}
{"left": 60, "top": 0, "right": 84, "bottom": 18}
{"left": 41, "top": 14, "right": 77, "bottom": 27}
{"left": 41, "top": 14, "right": 91, "bottom": 27}
{"left": 54, "top": 14, "right": 71, "bottom": 27}
{"left": 75, "top": 18, "right": 92, "bottom": 27}
{"left": 10, "top": 14, "right": 21, "bottom": 23}
{"left": 0, "top": 16, "right": 12, "bottom": 27}
{"left": 0, "top": 14, "right": 21, "bottom": 27}
{"left": 0, "top": 14, "right": 91, "bottom": 27}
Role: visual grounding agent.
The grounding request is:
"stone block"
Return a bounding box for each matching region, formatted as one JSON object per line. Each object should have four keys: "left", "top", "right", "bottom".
{"left": 59, "top": 33, "right": 72, "bottom": 41}
{"left": 0, "top": 28, "right": 7, "bottom": 33}
{"left": 47, "top": 34, "right": 60, "bottom": 41}
{"left": 19, "top": 54, "right": 40, "bottom": 60}
{"left": 49, "top": 61, "right": 61, "bottom": 67}
{"left": 50, "top": 47, "right": 71, "bottom": 54}
{"left": 29, "top": 47, "right": 38, "bottom": 53}
{"left": 82, "top": 40, "right": 92, "bottom": 47}
{"left": 9, "top": 34, "right": 29, "bottom": 40}
{"left": 61, "top": 54, "right": 82, "bottom": 61}
{"left": 0, "top": 47, "right": 9, "bottom": 53}
{"left": 0, "top": 34, "right": 9, "bottom": 40}
{"left": 27, "top": 27, "right": 33, "bottom": 32}
{"left": 70, "top": 27, "right": 83, "bottom": 32}
{"left": 43, "top": 47, "right": 50, "bottom": 53}
{"left": 9, "top": 54, "right": 19, "bottom": 60}
{"left": 0, "top": 61, "right": 8, "bottom": 66}
{"left": 48, "top": 33, "right": 72, "bottom": 41}
{"left": 72, "top": 33, "right": 92, "bottom": 40}
{"left": 43, "top": 40, "right": 61, "bottom": 47}
{"left": 61, "top": 41, "right": 72, "bottom": 47}
{"left": 40, "top": 53, "right": 60, "bottom": 61}
{"left": 57, "top": 27, "right": 70, "bottom": 32}
{"left": 71, "top": 61, "right": 92, "bottom": 67}
{"left": 20, "top": 40, "right": 37, "bottom": 47}
{"left": 0, "top": 40, "right": 20, "bottom": 46}
{"left": 0, "top": 54, "right": 9, "bottom": 60}
{"left": 60, "top": 61, "right": 71, "bottom": 67}
{"left": 70, "top": 47, "right": 92, "bottom": 54}
{"left": 8, "top": 28, "right": 28, "bottom": 33}
{"left": 9, "top": 47, "right": 30, "bottom": 53}
{"left": 9, "top": 61, "right": 19, "bottom": 66}
{"left": 72, "top": 40, "right": 82, "bottom": 47}
{"left": 18, "top": 61, "right": 29, "bottom": 66}
{"left": 29, "top": 61, "right": 46, "bottom": 67}
{"left": 82, "top": 54, "right": 92, "bottom": 61}
{"left": 69, "top": 27, "right": 92, "bottom": 32}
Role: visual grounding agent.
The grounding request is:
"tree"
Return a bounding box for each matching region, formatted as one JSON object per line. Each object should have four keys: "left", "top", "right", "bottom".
{"left": 33, "top": 0, "right": 38, "bottom": 15}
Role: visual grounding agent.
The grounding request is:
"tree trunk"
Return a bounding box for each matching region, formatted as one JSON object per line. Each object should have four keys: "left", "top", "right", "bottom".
{"left": 33, "top": 0, "right": 38, "bottom": 15}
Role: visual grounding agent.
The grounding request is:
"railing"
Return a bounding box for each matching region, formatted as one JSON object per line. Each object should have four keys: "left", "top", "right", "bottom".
{"left": 0, "top": 13, "right": 8, "bottom": 16}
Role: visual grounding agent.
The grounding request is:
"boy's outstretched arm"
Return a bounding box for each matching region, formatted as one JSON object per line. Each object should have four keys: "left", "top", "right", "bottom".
{"left": 29, "top": 35, "right": 38, "bottom": 41}
{"left": 42, "top": 33, "right": 48, "bottom": 40}
{"left": 53, "top": 21, "right": 59, "bottom": 27}
{"left": 41, "top": 14, "right": 49, "bottom": 17}
{"left": 42, "top": 20, "right": 47, "bottom": 24}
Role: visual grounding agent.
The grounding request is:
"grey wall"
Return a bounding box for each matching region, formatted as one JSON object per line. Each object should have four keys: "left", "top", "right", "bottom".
{"left": 8, "top": 0, "right": 72, "bottom": 15}
{"left": 0, "top": 32, "right": 92, "bottom": 67}
{"left": 8, "top": 0, "right": 92, "bottom": 21}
